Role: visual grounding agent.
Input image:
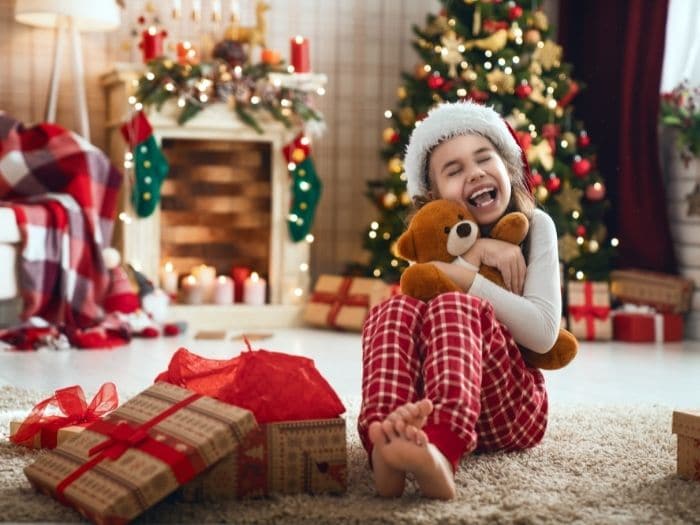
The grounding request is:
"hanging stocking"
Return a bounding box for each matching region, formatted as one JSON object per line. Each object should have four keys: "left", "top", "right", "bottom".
{"left": 283, "top": 133, "right": 322, "bottom": 242}
{"left": 120, "top": 111, "right": 169, "bottom": 218}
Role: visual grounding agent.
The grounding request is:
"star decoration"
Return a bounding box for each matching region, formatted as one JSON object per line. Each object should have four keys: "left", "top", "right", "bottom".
{"left": 686, "top": 183, "right": 700, "bottom": 216}
{"left": 533, "top": 40, "right": 562, "bottom": 70}
{"left": 558, "top": 233, "right": 580, "bottom": 263}
{"left": 554, "top": 182, "right": 583, "bottom": 214}
{"left": 486, "top": 69, "right": 515, "bottom": 94}
{"left": 526, "top": 140, "right": 554, "bottom": 171}
{"left": 440, "top": 31, "right": 464, "bottom": 78}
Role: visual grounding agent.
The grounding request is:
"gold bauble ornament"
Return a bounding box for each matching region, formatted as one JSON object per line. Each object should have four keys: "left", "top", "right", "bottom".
{"left": 461, "top": 68, "right": 478, "bottom": 82}
{"left": 291, "top": 148, "right": 306, "bottom": 163}
{"left": 533, "top": 10, "right": 549, "bottom": 30}
{"left": 382, "top": 127, "right": 397, "bottom": 144}
{"left": 400, "top": 191, "right": 412, "bottom": 206}
{"left": 554, "top": 182, "right": 583, "bottom": 214}
{"left": 397, "top": 86, "right": 408, "bottom": 99}
{"left": 383, "top": 192, "right": 398, "bottom": 208}
{"left": 524, "top": 29, "right": 541, "bottom": 45}
{"left": 558, "top": 233, "right": 580, "bottom": 263}
{"left": 562, "top": 132, "right": 577, "bottom": 151}
{"left": 486, "top": 70, "right": 515, "bottom": 94}
{"left": 535, "top": 185, "right": 549, "bottom": 203}
{"left": 398, "top": 107, "right": 416, "bottom": 127}
{"left": 533, "top": 40, "right": 562, "bottom": 70}
{"left": 388, "top": 157, "right": 403, "bottom": 174}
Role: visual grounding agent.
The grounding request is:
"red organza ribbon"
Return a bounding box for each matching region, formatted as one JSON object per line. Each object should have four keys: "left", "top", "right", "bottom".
{"left": 11, "top": 383, "right": 118, "bottom": 448}
{"left": 56, "top": 392, "right": 201, "bottom": 504}
{"left": 310, "top": 277, "right": 369, "bottom": 328}
{"left": 569, "top": 282, "right": 610, "bottom": 339}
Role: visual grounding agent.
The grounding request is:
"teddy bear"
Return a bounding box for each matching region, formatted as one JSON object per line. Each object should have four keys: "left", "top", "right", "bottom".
{"left": 395, "top": 199, "right": 578, "bottom": 370}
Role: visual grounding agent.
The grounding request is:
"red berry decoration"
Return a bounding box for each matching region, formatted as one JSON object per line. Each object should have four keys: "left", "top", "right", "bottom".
{"left": 545, "top": 175, "right": 561, "bottom": 192}
{"left": 508, "top": 5, "right": 524, "bottom": 20}
{"left": 577, "top": 131, "right": 591, "bottom": 148}
{"left": 427, "top": 74, "right": 445, "bottom": 90}
{"left": 530, "top": 169, "right": 543, "bottom": 186}
{"left": 576, "top": 225, "right": 587, "bottom": 237}
{"left": 515, "top": 83, "right": 533, "bottom": 99}
{"left": 572, "top": 156, "right": 592, "bottom": 178}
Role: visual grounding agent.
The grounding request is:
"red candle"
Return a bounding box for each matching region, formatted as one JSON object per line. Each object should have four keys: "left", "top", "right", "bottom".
{"left": 290, "top": 36, "right": 310, "bottom": 73}
{"left": 140, "top": 26, "right": 164, "bottom": 63}
{"left": 230, "top": 266, "right": 251, "bottom": 303}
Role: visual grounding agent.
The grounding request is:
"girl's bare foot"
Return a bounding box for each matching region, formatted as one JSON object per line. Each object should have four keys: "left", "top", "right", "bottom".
{"left": 368, "top": 399, "right": 456, "bottom": 500}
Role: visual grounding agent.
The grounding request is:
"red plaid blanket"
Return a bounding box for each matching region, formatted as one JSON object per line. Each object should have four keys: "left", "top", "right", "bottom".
{"left": 0, "top": 115, "right": 122, "bottom": 328}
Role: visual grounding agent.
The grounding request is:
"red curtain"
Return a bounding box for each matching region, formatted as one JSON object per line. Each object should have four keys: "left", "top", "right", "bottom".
{"left": 558, "top": 0, "right": 677, "bottom": 273}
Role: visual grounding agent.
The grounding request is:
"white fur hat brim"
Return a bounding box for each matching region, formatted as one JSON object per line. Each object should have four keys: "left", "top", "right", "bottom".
{"left": 404, "top": 101, "right": 524, "bottom": 200}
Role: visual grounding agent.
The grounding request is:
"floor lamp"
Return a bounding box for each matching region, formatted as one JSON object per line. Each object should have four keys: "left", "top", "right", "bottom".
{"left": 14, "top": 0, "right": 121, "bottom": 142}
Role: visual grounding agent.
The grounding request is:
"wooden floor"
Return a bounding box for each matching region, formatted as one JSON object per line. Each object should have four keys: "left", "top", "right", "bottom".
{"left": 1, "top": 328, "right": 699, "bottom": 410}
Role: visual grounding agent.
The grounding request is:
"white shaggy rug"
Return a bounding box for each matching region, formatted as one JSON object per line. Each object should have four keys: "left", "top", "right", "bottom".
{"left": 0, "top": 386, "right": 698, "bottom": 524}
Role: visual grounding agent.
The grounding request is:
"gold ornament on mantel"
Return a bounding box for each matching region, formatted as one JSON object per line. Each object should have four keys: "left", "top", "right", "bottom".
{"left": 464, "top": 29, "right": 508, "bottom": 53}
{"left": 558, "top": 233, "right": 580, "bottom": 263}
{"left": 533, "top": 40, "right": 562, "bottom": 70}
{"left": 554, "top": 182, "right": 583, "bottom": 214}
{"left": 441, "top": 31, "right": 465, "bottom": 78}
{"left": 687, "top": 183, "right": 700, "bottom": 216}
{"left": 486, "top": 69, "right": 515, "bottom": 94}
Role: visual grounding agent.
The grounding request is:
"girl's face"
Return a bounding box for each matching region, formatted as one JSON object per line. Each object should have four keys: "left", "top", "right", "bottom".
{"left": 428, "top": 133, "right": 512, "bottom": 227}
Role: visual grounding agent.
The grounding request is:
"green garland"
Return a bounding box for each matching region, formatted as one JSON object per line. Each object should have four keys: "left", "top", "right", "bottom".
{"left": 135, "top": 57, "right": 324, "bottom": 132}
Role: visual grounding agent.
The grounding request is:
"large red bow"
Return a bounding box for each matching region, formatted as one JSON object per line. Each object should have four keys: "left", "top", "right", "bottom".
{"left": 11, "top": 383, "right": 118, "bottom": 448}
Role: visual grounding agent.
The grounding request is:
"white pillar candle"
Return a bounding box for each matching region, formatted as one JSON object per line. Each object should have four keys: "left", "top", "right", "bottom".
{"left": 213, "top": 275, "right": 234, "bottom": 305}
{"left": 160, "top": 261, "right": 179, "bottom": 295}
{"left": 192, "top": 264, "right": 216, "bottom": 302}
{"left": 181, "top": 275, "right": 203, "bottom": 305}
{"left": 243, "top": 272, "right": 266, "bottom": 305}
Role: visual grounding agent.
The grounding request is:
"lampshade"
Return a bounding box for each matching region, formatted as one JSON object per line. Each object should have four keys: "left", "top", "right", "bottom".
{"left": 15, "top": 0, "right": 121, "bottom": 32}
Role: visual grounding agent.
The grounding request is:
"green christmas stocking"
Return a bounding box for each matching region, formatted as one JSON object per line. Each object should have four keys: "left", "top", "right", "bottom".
{"left": 288, "top": 157, "right": 322, "bottom": 242}
{"left": 120, "top": 111, "right": 169, "bottom": 218}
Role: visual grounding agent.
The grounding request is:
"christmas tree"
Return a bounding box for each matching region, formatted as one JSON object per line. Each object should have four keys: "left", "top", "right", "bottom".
{"left": 361, "top": 0, "right": 616, "bottom": 284}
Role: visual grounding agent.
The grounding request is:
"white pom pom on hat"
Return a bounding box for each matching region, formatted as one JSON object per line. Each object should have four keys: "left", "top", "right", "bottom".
{"left": 403, "top": 100, "right": 528, "bottom": 200}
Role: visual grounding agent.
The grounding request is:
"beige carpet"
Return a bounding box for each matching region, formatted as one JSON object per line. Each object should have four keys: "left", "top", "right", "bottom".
{"left": 1, "top": 386, "right": 698, "bottom": 524}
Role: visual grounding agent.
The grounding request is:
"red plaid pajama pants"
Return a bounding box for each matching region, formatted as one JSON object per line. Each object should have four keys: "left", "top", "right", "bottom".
{"left": 357, "top": 292, "right": 548, "bottom": 470}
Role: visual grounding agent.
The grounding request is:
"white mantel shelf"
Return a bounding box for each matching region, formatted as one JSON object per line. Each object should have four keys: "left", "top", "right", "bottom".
{"left": 168, "top": 304, "right": 303, "bottom": 330}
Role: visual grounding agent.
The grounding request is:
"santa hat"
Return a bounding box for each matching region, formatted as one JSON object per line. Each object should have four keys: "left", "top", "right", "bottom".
{"left": 103, "top": 248, "right": 140, "bottom": 314}
{"left": 403, "top": 101, "right": 533, "bottom": 200}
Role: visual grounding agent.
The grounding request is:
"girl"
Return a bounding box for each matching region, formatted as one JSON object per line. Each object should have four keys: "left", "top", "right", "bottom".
{"left": 357, "top": 101, "right": 560, "bottom": 500}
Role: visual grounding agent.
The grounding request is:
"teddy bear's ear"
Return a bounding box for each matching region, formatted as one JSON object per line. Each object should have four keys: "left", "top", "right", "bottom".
{"left": 395, "top": 230, "right": 416, "bottom": 260}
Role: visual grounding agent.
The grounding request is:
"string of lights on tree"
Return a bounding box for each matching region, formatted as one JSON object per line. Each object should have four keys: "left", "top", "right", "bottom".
{"left": 359, "top": 0, "right": 618, "bottom": 283}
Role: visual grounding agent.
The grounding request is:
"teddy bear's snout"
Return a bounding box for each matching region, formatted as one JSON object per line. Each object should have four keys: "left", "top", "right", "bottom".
{"left": 456, "top": 222, "right": 472, "bottom": 238}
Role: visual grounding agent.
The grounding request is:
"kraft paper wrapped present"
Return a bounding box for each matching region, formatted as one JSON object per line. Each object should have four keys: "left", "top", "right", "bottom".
{"left": 10, "top": 422, "right": 85, "bottom": 449}
{"left": 612, "top": 304, "right": 684, "bottom": 343}
{"left": 23, "top": 382, "right": 257, "bottom": 525}
{"left": 303, "top": 274, "right": 390, "bottom": 331}
{"left": 180, "top": 417, "right": 347, "bottom": 500}
{"left": 567, "top": 281, "right": 612, "bottom": 340}
{"left": 610, "top": 269, "right": 694, "bottom": 313}
{"left": 672, "top": 410, "right": 700, "bottom": 481}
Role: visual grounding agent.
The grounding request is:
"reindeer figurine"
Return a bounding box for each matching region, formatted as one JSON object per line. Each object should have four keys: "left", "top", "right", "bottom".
{"left": 225, "top": 1, "right": 269, "bottom": 50}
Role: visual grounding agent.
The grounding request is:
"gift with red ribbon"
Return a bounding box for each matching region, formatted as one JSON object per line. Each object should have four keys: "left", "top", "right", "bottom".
{"left": 24, "top": 382, "right": 257, "bottom": 525}
{"left": 567, "top": 281, "right": 612, "bottom": 340}
{"left": 303, "top": 274, "right": 390, "bottom": 331}
{"left": 10, "top": 383, "right": 118, "bottom": 449}
{"left": 612, "top": 304, "right": 684, "bottom": 343}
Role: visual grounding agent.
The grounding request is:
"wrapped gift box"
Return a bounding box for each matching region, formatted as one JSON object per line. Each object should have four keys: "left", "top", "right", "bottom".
{"left": 612, "top": 306, "right": 684, "bottom": 342}
{"left": 672, "top": 410, "right": 700, "bottom": 481}
{"left": 180, "top": 417, "right": 346, "bottom": 500}
{"left": 610, "top": 269, "right": 694, "bottom": 313}
{"left": 23, "top": 382, "right": 257, "bottom": 525}
{"left": 567, "top": 281, "right": 612, "bottom": 340}
{"left": 303, "top": 275, "right": 390, "bottom": 331}
{"left": 10, "top": 421, "right": 85, "bottom": 449}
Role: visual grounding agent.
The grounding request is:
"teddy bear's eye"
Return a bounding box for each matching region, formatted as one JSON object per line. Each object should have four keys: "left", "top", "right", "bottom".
{"left": 458, "top": 214, "right": 464, "bottom": 220}
{"left": 444, "top": 226, "right": 451, "bottom": 234}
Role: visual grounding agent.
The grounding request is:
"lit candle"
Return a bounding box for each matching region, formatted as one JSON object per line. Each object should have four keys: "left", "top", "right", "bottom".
{"left": 192, "top": 0, "right": 201, "bottom": 21}
{"left": 213, "top": 275, "right": 234, "bottom": 305}
{"left": 159, "top": 261, "right": 178, "bottom": 295}
{"left": 229, "top": 0, "right": 240, "bottom": 21}
{"left": 230, "top": 265, "right": 251, "bottom": 302}
{"left": 261, "top": 48, "right": 281, "bottom": 65}
{"left": 212, "top": 0, "right": 221, "bottom": 22}
{"left": 243, "top": 272, "right": 266, "bottom": 305}
{"left": 191, "top": 264, "right": 216, "bottom": 301}
{"left": 140, "top": 26, "right": 164, "bottom": 63}
{"left": 180, "top": 275, "right": 203, "bottom": 305}
{"left": 290, "top": 35, "right": 310, "bottom": 73}
{"left": 172, "top": 0, "right": 181, "bottom": 18}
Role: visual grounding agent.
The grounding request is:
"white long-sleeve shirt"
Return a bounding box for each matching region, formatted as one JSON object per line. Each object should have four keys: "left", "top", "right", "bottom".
{"left": 468, "top": 209, "right": 561, "bottom": 353}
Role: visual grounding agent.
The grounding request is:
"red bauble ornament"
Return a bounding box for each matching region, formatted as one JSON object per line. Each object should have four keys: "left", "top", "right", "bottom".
{"left": 545, "top": 175, "right": 561, "bottom": 192}
{"left": 427, "top": 74, "right": 445, "bottom": 90}
{"left": 515, "top": 83, "right": 533, "bottom": 99}
{"left": 469, "top": 88, "right": 490, "bottom": 102}
{"left": 577, "top": 131, "right": 591, "bottom": 148}
{"left": 531, "top": 169, "right": 543, "bottom": 186}
{"left": 508, "top": 5, "right": 524, "bottom": 19}
{"left": 572, "top": 156, "right": 592, "bottom": 178}
{"left": 585, "top": 182, "right": 606, "bottom": 201}
{"left": 576, "top": 225, "right": 587, "bottom": 237}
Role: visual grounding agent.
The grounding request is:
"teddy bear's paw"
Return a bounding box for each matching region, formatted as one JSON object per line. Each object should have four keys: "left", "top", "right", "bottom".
{"left": 491, "top": 212, "right": 529, "bottom": 245}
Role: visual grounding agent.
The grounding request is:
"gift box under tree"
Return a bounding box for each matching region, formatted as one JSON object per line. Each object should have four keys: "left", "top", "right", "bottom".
{"left": 567, "top": 281, "right": 612, "bottom": 340}
{"left": 672, "top": 410, "right": 700, "bottom": 481}
{"left": 612, "top": 305, "right": 684, "bottom": 343}
{"left": 610, "top": 269, "right": 694, "bottom": 313}
{"left": 303, "top": 274, "right": 391, "bottom": 331}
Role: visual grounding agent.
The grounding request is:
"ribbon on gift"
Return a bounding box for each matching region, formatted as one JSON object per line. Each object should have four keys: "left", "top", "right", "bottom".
{"left": 614, "top": 304, "right": 669, "bottom": 343}
{"left": 10, "top": 383, "right": 118, "bottom": 449}
{"left": 55, "top": 391, "right": 202, "bottom": 505}
{"left": 569, "top": 282, "right": 611, "bottom": 340}
{"left": 310, "top": 277, "right": 370, "bottom": 328}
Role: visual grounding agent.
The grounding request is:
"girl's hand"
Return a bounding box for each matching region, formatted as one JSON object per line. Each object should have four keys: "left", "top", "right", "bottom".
{"left": 472, "top": 238, "right": 526, "bottom": 295}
